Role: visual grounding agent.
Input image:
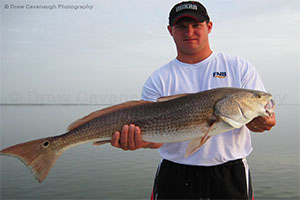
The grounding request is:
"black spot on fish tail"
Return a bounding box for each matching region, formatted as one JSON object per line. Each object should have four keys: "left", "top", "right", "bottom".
{"left": 43, "top": 141, "right": 50, "bottom": 147}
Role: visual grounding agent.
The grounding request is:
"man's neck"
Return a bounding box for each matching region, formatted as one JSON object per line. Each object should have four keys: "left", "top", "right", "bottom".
{"left": 176, "top": 49, "right": 213, "bottom": 64}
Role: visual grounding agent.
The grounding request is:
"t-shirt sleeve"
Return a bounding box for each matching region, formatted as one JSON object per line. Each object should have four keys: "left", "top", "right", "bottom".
{"left": 240, "top": 60, "right": 266, "bottom": 92}
{"left": 141, "top": 75, "right": 162, "bottom": 102}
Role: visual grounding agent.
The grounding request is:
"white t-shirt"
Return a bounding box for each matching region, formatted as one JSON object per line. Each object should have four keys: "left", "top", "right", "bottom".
{"left": 141, "top": 52, "right": 265, "bottom": 166}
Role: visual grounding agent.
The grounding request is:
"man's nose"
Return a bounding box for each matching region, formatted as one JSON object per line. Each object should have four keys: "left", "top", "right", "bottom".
{"left": 184, "top": 25, "right": 194, "bottom": 36}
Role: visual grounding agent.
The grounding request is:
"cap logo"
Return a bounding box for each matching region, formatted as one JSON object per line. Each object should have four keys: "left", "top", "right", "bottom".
{"left": 176, "top": 4, "right": 197, "bottom": 12}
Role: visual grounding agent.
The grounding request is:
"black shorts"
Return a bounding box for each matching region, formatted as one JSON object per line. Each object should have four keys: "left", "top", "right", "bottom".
{"left": 151, "top": 159, "right": 253, "bottom": 200}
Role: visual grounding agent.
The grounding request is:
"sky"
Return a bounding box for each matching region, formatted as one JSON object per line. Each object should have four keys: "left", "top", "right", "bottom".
{"left": 1, "top": 0, "right": 299, "bottom": 105}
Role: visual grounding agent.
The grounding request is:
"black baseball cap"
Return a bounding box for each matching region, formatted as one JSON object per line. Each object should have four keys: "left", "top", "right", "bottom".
{"left": 169, "top": 1, "right": 210, "bottom": 26}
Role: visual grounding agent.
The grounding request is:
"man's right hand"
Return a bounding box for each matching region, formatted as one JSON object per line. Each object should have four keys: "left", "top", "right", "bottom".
{"left": 111, "top": 124, "right": 163, "bottom": 150}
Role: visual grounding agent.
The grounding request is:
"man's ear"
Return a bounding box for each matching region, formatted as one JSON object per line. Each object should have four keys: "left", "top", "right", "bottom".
{"left": 167, "top": 25, "right": 173, "bottom": 36}
{"left": 207, "top": 21, "right": 213, "bottom": 34}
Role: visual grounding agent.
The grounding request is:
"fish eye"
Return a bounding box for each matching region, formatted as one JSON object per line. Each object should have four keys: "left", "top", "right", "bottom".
{"left": 255, "top": 94, "right": 262, "bottom": 98}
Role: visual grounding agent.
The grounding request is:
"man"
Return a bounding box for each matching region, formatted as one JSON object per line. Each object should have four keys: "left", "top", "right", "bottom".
{"left": 111, "top": 1, "right": 276, "bottom": 199}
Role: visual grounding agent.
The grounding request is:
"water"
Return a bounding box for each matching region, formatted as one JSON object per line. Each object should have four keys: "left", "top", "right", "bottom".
{"left": 0, "top": 105, "right": 299, "bottom": 200}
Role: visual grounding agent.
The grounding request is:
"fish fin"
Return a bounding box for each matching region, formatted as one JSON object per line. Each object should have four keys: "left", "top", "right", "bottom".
{"left": 93, "top": 140, "right": 110, "bottom": 146}
{"left": 185, "top": 120, "right": 219, "bottom": 157}
{"left": 185, "top": 136, "right": 211, "bottom": 157}
{"left": 0, "top": 137, "right": 63, "bottom": 183}
{"left": 67, "top": 100, "right": 153, "bottom": 131}
{"left": 218, "top": 116, "right": 244, "bottom": 128}
{"left": 185, "top": 135, "right": 211, "bottom": 158}
{"left": 157, "top": 93, "right": 190, "bottom": 102}
{"left": 185, "top": 117, "right": 238, "bottom": 157}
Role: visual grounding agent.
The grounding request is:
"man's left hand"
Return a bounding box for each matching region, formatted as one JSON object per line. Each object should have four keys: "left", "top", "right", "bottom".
{"left": 246, "top": 113, "right": 276, "bottom": 132}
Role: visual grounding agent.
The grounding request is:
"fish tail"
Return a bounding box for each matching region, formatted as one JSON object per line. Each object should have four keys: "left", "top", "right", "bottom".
{"left": 0, "top": 137, "right": 63, "bottom": 183}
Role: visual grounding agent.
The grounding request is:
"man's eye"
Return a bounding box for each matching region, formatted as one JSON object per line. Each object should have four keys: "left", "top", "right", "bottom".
{"left": 193, "top": 24, "right": 201, "bottom": 28}
{"left": 175, "top": 25, "right": 185, "bottom": 29}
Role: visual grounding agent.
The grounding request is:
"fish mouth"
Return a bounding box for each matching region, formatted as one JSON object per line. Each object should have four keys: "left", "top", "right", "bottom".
{"left": 264, "top": 99, "right": 275, "bottom": 116}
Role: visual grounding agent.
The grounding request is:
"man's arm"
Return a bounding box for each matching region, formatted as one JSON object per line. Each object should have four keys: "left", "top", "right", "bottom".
{"left": 111, "top": 124, "right": 163, "bottom": 150}
{"left": 246, "top": 113, "right": 276, "bottom": 132}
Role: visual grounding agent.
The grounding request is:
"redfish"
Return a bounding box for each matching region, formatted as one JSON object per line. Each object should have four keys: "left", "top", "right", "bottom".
{"left": 0, "top": 87, "right": 275, "bottom": 183}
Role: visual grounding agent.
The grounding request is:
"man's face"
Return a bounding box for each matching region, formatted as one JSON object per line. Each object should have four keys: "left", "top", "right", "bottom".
{"left": 168, "top": 18, "right": 212, "bottom": 56}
